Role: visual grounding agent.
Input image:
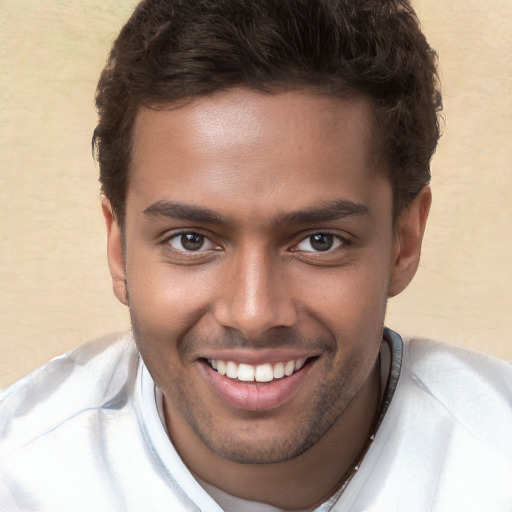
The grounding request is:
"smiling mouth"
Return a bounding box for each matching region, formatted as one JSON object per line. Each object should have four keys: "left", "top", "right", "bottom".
{"left": 205, "top": 357, "right": 316, "bottom": 383}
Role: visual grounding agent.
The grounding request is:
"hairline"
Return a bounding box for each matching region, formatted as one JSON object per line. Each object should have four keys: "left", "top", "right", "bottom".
{"left": 108, "top": 85, "right": 397, "bottom": 231}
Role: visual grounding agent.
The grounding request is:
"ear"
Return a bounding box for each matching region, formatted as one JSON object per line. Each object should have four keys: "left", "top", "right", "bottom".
{"left": 102, "top": 198, "right": 128, "bottom": 306}
{"left": 388, "top": 186, "right": 431, "bottom": 297}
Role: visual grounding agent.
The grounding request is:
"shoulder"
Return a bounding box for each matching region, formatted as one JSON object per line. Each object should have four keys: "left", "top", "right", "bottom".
{"left": 0, "top": 332, "right": 139, "bottom": 451}
{"left": 400, "top": 336, "right": 512, "bottom": 442}
{"left": 349, "top": 335, "right": 512, "bottom": 509}
{"left": 404, "top": 336, "right": 512, "bottom": 395}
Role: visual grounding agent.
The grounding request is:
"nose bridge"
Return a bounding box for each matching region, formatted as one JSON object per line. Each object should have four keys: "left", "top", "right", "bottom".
{"left": 214, "top": 243, "right": 296, "bottom": 337}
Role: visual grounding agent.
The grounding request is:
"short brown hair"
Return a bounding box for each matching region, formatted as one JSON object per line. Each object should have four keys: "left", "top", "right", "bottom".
{"left": 93, "top": 0, "right": 442, "bottom": 227}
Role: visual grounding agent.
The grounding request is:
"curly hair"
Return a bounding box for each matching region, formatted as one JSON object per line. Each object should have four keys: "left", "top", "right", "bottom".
{"left": 93, "top": 0, "right": 442, "bottom": 227}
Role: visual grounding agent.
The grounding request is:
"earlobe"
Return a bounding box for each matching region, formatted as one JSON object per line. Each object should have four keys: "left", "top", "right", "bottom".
{"left": 388, "top": 186, "right": 431, "bottom": 297}
{"left": 101, "top": 198, "right": 128, "bottom": 306}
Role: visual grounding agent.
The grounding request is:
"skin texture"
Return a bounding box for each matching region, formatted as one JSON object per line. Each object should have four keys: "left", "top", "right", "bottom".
{"left": 103, "top": 89, "right": 431, "bottom": 509}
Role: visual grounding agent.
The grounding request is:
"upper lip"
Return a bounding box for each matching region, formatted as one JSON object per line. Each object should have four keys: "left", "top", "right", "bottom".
{"left": 199, "top": 348, "right": 319, "bottom": 365}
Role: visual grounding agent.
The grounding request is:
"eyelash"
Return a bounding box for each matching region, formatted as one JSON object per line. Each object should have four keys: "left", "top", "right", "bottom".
{"left": 162, "top": 230, "right": 350, "bottom": 256}
{"left": 292, "top": 232, "right": 348, "bottom": 253}
{"left": 162, "top": 231, "right": 220, "bottom": 257}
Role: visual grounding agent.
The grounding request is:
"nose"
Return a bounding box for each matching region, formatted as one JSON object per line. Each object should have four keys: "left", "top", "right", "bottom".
{"left": 213, "top": 247, "right": 297, "bottom": 339}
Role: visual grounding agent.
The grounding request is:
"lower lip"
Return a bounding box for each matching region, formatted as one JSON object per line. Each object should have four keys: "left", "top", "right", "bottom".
{"left": 201, "top": 361, "right": 314, "bottom": 411}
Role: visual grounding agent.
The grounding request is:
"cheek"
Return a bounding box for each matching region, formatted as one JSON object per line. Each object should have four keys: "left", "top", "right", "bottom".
{"left": 294, "top": 254, "right": 391, "bottom": 323}
{"left": 125, "top": 263, "right": 208, "bottom": 388}
{"left": 125, "top": 249, "right": 216, "bottom": 331}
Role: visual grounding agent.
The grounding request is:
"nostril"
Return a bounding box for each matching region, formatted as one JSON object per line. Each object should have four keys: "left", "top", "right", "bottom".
{"left": 212, "top": 300, "right": 298, "bottom": 338}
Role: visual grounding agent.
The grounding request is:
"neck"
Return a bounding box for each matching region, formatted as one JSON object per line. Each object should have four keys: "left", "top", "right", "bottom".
{"left": 164, "top": 359, "right": 381, "bottom": 510}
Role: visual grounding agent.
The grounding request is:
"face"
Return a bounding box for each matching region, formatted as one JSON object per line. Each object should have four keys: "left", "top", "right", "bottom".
{"left": 104, "top": 89, "right": 427, "bottom": 465}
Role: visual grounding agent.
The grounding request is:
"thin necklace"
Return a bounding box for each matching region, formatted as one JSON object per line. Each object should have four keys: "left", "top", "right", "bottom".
{"left": 309, "top": 352, "right": 382, "bottom": 510}
{"left": 317, "top": 329, "right": 404, "bottom": 511}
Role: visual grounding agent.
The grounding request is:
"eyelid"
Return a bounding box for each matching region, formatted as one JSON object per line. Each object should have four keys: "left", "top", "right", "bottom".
{"left": 291, "top": 231, "right": 350, "bottom": 251}
{"left": 162, "top": 230, "right": 222, "bottom": 257}
{"left": 295, "top": 234, "right": 342, "bottom": 252}
{"left": 168, "top": 232, "right": 215, "bottom": 251}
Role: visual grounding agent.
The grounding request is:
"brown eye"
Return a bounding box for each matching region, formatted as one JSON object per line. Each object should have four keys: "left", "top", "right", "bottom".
{"left": 181, "top": 233, "right": 204, "bottom": 251}
{"left": 295, "top": 233, "right": 343, "bottom": 252}
{"left": 310, "top": 234, "right": 334, "bottom": 251}
{"left": 169, "top": 232, "right": 213, "bottom": 252}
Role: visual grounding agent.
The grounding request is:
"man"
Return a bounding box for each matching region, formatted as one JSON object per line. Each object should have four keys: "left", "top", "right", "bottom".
{"left": 1, "top": 0, "right": 511, "bottom": 510}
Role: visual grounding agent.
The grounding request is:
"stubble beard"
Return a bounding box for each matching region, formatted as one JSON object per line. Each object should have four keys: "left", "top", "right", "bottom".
{"left": 129, "top": 303, "right": 378, "bottom": 465}
{"left": 180, "top": 362, "right": 365, "bottom": 465}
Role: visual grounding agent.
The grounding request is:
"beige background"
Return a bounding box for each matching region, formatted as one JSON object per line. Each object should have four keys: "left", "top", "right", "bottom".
{"left": 0, "top": 0, "right": 511, "bottom": 389}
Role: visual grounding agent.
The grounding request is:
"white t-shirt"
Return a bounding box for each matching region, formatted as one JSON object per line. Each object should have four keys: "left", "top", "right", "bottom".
{"left": 1, "top": 330, "right": 511, "bottom": 511}
{"left": 144, "top": 339, "right": 392, "bottom": 512}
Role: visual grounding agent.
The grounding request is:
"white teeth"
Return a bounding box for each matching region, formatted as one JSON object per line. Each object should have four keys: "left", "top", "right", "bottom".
{"left": 217, "top": 360, "right": 226, "bottom": 376}
{"left": 209, "top": 358, "right": 309, "bottom": 382}
{"left": 238, "top": 363, "right": 255, "bottom": 382}
{"left": 226, "top": 361, "right": 238, "bottom": 379}
{"left": 284, "top": 360, "right": 295, "bottom": 376}
{"left": 255, "top": 363, "right": 274, "bottom": 382}
{"left": 295, "top": 358, "right": 306, "bottom": 371}
{"left": 273, "top": 362, "right": 285, "bottom": 379}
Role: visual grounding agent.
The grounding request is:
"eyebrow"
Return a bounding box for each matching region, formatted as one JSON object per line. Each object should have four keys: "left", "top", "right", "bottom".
{"left": 276, "top": 199, "right": 369, "bottom": 225}
{"left": 143, "top": 198, "right": 368, "bottom": 226}
{"left": 143, "top": 200, "right": 228, "bottom": 225}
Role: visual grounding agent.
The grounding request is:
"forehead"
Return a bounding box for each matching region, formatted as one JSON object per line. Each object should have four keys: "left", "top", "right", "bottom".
{"left": 128, "top": 88, "right": 390, "bottom": 222}
{"left": 132, "top": 89, "right": 377, "bottom": 165}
